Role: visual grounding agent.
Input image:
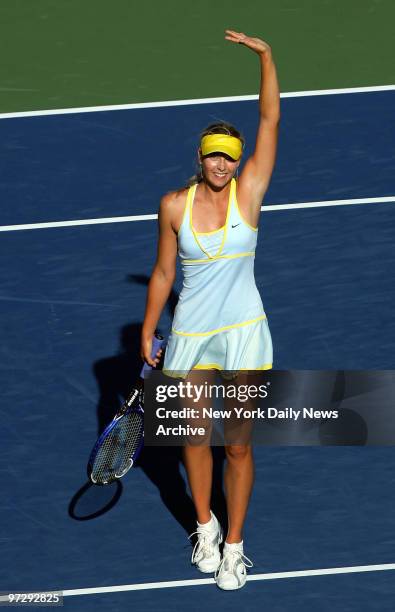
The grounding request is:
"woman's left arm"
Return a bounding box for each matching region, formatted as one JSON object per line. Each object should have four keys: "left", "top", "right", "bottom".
{"left": 226, "top": 30, "right": 280, "bottom": 214}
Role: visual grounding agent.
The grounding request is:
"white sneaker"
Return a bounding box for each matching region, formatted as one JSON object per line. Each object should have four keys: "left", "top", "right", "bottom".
{"left": 215, "top": 541, "right": 253, "bottom": 590}
{"left": 189, "top": 511, "right": 223, "bottom": 573}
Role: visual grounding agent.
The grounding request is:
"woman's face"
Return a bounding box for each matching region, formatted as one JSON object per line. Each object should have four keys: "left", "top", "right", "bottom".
{"left": 200, "top": 151, "right": 240, "bottom": 188}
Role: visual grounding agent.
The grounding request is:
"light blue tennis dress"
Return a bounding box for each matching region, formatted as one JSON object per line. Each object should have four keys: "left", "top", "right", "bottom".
{"left": 163, "top": 178, "right": 273, "bottom": 378}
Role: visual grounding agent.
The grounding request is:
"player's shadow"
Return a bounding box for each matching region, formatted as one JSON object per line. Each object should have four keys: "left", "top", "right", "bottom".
{"left": 94, "top": 272, "right": 177, "bottom": 434}
{"left": 92, "top": 274, "right": 227, "bottom": 534}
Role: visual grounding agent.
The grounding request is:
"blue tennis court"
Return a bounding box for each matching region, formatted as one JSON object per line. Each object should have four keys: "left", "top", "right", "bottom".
{"left": 1, "top": 87, "right": 395, "bottom": 610}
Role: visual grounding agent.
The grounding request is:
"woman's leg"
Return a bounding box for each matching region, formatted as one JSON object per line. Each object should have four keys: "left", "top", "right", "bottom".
{"left": 182, "top": 445, "right": 213, "bottom": 524}
{"left": 222, "top": 371, "right": 257, "bottom": 543}
{"left": 182, "top": 369, "right": 216, "bottom": 524}
{"left": 223, "top": 444, "right": 254, "bottom": 543}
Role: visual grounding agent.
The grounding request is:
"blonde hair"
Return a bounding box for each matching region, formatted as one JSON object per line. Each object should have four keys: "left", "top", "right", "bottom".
{"left": 186, "top": 122, "right": 245, "bottom": 187}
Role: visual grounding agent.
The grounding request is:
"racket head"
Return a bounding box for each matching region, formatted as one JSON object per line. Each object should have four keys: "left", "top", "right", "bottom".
{"left": 87, "top": 333, "right": 165, "bottom": 485}
{"left": 88, "top": 399, "right": 144, "bottom": 485}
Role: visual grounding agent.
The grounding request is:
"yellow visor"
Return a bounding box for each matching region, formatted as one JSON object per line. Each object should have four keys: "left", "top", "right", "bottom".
{"left": 200, "top": 134, "right": 243, "bottom": 161}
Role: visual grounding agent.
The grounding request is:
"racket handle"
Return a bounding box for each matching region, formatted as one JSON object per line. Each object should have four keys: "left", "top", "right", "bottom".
{"left": 140, "top": 333, "right": 165, "bottom": 377}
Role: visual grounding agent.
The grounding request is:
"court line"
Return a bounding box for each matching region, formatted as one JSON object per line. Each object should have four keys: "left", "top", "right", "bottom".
{"left": 2, "top": 562, "right": 392, "bottom": 600}
{"left": 0, "top": 213, "right": 157, "bottom": 232}
{"left": 263, "top": 196, "right": 395, "bottom": 212}
{"left": 62, "top": 561, "right": 395, "bottom": 595}
{"left": 1, "top": 196, "right": 394, "bottom": 233}
{"left": 0, "top": 85, "right": 393, "bottom": 120}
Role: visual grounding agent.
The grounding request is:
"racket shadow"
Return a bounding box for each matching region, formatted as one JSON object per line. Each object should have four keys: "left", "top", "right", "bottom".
{"left": 68, "top": 480, "right": 123, "bottom": 521}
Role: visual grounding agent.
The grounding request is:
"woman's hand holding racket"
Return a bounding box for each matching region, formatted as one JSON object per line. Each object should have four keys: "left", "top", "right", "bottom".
{"left": 141, "top": 333, "right": 164, "bottom": 367}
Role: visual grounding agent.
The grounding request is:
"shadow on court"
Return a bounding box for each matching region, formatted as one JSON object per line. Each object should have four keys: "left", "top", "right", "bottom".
{"left": 76, "top": 273, "right": 228, "bottom": 535}
{"left": 68, "top": 480, "right": 124, "bottom": 521}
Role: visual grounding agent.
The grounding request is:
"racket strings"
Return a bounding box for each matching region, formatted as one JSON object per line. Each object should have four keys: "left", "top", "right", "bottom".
{"left": 91, "top": 412, "right": 143, "bottom": 484}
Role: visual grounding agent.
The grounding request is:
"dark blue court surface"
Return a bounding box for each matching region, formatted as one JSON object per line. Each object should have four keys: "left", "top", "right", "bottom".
{"left": 1, "top": 91, "right": 395, "bottom": 610}
{"left": 0, "top": 92, "right": 394, "bottom": 225}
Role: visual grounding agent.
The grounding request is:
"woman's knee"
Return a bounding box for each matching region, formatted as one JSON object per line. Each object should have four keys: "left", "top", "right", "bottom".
{"left": 225, "top": 444, "right": 252, "bottom": 462}
{"left": 183, "top": 444, "right": 212, "bottom": 459}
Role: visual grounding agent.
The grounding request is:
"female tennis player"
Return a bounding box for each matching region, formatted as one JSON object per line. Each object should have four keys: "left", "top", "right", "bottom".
{"left": 141, "top": 29, "right": 280, "bottom": 590}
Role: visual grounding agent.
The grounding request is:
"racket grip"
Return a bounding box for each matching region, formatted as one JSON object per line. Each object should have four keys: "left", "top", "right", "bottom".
{"left": 140, "top": 333, "right": 165, "bottom": 377}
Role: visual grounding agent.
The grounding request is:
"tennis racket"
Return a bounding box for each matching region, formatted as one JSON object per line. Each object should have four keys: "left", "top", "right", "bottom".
{"left": 88, "top": 334, "right": 165, "bottom": 485}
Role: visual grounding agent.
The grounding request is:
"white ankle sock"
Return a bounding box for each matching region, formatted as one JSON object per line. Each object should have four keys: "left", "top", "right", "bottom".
{"left": 224, "top": 540, "right": 243, "bottom": 552}
{"left": 197, "top": 511, "right": 215, "bottom": 529}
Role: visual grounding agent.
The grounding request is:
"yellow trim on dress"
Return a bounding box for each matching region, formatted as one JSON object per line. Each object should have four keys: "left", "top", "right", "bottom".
{"left": 177, "top": 185, "right": 194, "bottom": 236}
{"left": 162, "top": 363, "right": 273, "bottom": 379}
{"left": 190, "top": 179, "right": 233, "bottom": 259}
{"left": 192, "top": 363, "right": 273, "bottom": 371}
{"left": 181, "top": 251, "right": 254, "bottom": 264}
{"left": 172, "top": 314, "right": 266, "bottom": 337}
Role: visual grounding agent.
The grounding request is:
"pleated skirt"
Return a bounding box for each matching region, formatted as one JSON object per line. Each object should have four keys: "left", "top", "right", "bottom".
{"left": 163, "top": 317, "right": 273, "bottom": 379}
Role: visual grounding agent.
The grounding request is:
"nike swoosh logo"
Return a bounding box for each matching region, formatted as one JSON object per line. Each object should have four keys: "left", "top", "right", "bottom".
{"left": 231, "top": 223, "right": 241, "bottom": 228}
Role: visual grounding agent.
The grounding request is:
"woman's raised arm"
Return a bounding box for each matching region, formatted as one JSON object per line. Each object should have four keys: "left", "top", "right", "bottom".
{"left": 226, "top": 30, "right": 280, "bottom": 211}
